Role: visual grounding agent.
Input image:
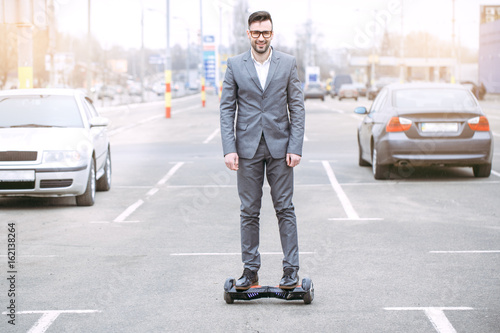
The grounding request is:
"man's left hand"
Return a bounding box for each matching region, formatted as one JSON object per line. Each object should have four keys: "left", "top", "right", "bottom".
{"left": 286, "top": 153, "right": 301, "bottom": 168}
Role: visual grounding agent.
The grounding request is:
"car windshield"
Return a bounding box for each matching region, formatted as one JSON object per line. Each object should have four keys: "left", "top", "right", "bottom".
{"left": 393, "top": 89, "right": 477, "bottom": 110}
{"left": 0, "top": 95, "right": 83, "bottom": 128}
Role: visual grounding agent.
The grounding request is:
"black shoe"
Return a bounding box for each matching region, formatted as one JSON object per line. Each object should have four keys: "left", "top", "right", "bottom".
{"left": 235, "top": 268, "right": 259, "bottom": 290}
{"left": 279, "top": 267, "right": 299, "bottom": 289}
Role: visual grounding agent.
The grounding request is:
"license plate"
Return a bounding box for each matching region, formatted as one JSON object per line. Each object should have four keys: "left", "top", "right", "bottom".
{"left": 421, "top": 123, "right": 458, "bottom": 133}
{"left": 0, "top": 170, "right": 35, "bottom": 182}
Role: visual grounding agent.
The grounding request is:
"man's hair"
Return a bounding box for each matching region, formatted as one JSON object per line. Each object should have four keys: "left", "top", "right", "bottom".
{"left": 248, "top": 11, "right": 273, "bottom": 29}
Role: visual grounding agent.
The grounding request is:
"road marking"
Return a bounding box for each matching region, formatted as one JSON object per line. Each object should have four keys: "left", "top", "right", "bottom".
{"left": 110, "top": 162, "right": 185, "bottom": 223}
{"left": 170, "top": 251, "right": 316, "bottom": 256}
{"left": 321, "top": 160, "right": 359, "bottom": 219}
{"left": 146, "top": 187, "right": 159, "bottom": 196}
{"left": 158, "top": 162, "right": 185, "bottom": 185}
{"left": 328, "top": 218, "right": 383, "bottom": 221}
{"left": 108, "top": 105, "right": 198, "bottom": 136}
{"left": 384, "top": 307, "right": 472, "bottom": 333}
{"left": 113, "top": 199, "right": 144, "bottom": 223}
{"left": 203, "top": 128, "right": 220, "bottom": 144}
{"left": 430, "top": 250, "right": 500, "bottom": 254}
{"left": 2, "top": 310, "right": 100, "bottom": 333}
{"left": 491, "top": 170, "right": 500, "bottom": 177}
{"left": 0, "top": 255, "right": 58, "bottom": 258}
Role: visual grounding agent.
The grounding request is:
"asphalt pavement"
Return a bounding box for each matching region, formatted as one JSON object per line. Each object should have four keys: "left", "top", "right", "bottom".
{"left": 1, "top": 93, "right": 499, "bottom": 332}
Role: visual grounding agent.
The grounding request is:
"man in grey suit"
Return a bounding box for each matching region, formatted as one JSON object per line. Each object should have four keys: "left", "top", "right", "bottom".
{"left": 220, "top": 11, "right": 305, "bottom": 290}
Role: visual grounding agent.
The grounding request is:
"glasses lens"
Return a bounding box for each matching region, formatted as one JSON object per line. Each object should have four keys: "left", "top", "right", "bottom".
{"left": 251, "top": 31, "right": 272, "bottom": 38}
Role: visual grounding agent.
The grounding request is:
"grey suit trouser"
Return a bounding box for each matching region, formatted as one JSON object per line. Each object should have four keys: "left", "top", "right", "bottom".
{"left": 237, "top": 135, "right": 299, "bottom": 272}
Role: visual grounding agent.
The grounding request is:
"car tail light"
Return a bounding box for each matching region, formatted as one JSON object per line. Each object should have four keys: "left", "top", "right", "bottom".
{"left": 386, "top": 117, "right": 412, "bottom": 132}
{"left": 468, "top": 116, "right": 490, "bottom": 131}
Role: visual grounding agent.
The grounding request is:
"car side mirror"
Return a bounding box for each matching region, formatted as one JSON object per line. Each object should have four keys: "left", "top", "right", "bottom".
{"left": 90, "top": 117, "right": 109, "bottom": 127}
{"left": 354, "top": 106, "right": 367, "bottom": 114}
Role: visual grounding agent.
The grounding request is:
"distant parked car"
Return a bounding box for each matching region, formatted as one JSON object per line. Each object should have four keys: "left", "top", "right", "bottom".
{"left": 330, "top": 74, "right": 353, "bottom": 97}
{"left": 355, "top": 83, "right": 493, "bottom": 179}
{"left": 367, "top": 77, "right": 399, "bottom": 100}
{"left": 0, "top": 89, "right": 112, "bottom": 205}
{"left": 338, "top": 84, "right": 359, "bottom": 101}
{"left": 304, "top": 82, "right": 326, "bottom": 101}
{"left": 353, "top": 82, "right": 367, "bottom": 97}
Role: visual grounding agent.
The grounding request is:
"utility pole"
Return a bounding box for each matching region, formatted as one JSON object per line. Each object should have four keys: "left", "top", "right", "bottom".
{"left": 165, "top": 0, "right": 171, "bottom": 118}
{"left": 451, "top": 0, "right": 456, "bottom": 83}
{"left": 399, "top": 0, "right": 405, "bottom": 83}
{"left": 86, "top": 0, "right": 92, "bottom": 93}
{"left": 16, "top": 0, "right": 33, "bottom": 89}
{"left": 140, "top": 3, "right": 145, "bottom": 102}
{"left": 200, "top": 0, "right": 205, "bottom": 107}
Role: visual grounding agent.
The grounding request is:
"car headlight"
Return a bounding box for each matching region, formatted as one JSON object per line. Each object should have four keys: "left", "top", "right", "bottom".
{"left": 42, "top": 151, "right": 88, "bottom": 168}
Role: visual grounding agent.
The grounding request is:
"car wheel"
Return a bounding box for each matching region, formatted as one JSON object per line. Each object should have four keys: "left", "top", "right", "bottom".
{"left": 473, "top": 163, "right": 491, "bottom": 178}
{"left": 76, "top": 159, "right": 96, "bottom": 206}
{"left": 96, "top": 149, "right": 112, "bottom": 191}
{"left": 372, "top": 148, "right": 390, "bottom": 180}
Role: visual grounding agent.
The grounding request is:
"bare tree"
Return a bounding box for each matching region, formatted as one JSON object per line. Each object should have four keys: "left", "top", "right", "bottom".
{"left": 0, "top": 25, "right": 18, "bottom": 89}
{"left": 232, "top": 0, "right": 249, "bottom": 55}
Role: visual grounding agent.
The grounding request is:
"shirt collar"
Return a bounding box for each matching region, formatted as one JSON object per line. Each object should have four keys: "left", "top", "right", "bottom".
{"left": 251, "top": 48, "right": 273, "bottom": 65}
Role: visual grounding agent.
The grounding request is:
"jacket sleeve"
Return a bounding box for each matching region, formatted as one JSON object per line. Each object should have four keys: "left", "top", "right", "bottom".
{"left": 286, "top": 58, "right": 305, "bottom": 156}
{"left": 220, "top": 58, "right": 238, "bottom": 156}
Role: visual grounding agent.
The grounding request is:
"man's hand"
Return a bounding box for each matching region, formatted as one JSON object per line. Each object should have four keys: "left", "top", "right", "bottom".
{"left": 286, "top": 153, "right": 301, "bottom": 168}
{"left": 224, "top": 152, "right": 239, "bottom": 171}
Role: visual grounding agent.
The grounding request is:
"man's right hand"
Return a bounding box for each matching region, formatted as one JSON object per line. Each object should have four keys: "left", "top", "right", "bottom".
{"left": 224, "top": 153, "right": 239, "bottom": 171}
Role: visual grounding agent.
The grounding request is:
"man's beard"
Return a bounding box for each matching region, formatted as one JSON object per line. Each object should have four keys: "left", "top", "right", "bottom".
{"left": 252, "top": 41, "right": 270, "bottom": 54}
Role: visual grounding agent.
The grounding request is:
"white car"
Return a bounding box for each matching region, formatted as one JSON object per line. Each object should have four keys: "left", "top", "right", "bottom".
{"left": 0, "top": 89, "right": 111, "bottom": 206}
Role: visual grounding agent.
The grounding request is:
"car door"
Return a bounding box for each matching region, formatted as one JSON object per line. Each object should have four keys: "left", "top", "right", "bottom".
{"left": 359, "top": 88, "right": 388, "bottom": 154}
{"left": 81, "top": 97, "right": 108, "bottom": 172}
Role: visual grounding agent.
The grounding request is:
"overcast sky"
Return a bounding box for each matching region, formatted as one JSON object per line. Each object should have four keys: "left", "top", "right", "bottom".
{"left": 55, "top": 0, "right": 500, "bottom": 51}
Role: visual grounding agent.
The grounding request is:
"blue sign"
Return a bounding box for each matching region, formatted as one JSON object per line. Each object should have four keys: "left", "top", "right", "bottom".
{"left": 203, "top": 50, "right": 216, "bottom": 87}
{"left": 203, "top": 35, "right": 215, "bottom": 43}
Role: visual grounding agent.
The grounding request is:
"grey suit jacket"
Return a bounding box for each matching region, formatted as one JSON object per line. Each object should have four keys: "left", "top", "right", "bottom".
{"left": 220, "top": 49, "right": 305, "bottom": 159}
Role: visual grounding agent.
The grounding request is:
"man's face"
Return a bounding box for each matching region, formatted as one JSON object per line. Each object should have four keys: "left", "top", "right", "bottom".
{"left": 247, "top": 20, "right": 273, "bottom": 54}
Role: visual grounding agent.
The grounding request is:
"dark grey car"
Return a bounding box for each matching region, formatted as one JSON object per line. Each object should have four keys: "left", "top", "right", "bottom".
{"left": 354, "top": 83, "right": 494, "bottom": 179}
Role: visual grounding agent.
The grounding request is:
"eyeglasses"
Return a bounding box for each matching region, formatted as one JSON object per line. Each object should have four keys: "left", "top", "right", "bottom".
{"left": 249, "top": 30, "right": 272, "bottom": 39}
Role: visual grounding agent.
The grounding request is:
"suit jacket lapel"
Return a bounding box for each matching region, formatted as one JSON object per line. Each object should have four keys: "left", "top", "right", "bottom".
{"left": 263, "top": 51, "right": 279, "bottom": 93}
{"left": 243, "top": 51, "right": 263, "bottom": 92}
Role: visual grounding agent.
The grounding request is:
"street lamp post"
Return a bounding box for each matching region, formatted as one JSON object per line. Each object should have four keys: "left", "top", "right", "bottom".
{"left": 87, "top": 0, "right": 92, "bottom": 93}
{"left": 200, "top": 0, "right": 205, "bottom": 107}
{"left": 165, "top": 0, "right": 171, "bottom": 118}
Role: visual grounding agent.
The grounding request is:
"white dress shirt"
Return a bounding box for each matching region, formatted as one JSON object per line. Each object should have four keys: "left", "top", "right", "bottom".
{"left": 251, "top": 48, "right": 273, "bottom": 90}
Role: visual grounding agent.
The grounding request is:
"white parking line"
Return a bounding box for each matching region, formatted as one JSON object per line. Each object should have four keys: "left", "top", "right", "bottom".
{"left": 1, "top": 310, "right": 100, "bottom": 333}
{"left": 491, "top": 170, "right": 500, "bottom": 178}
{"left": 157, "top": 162, "right": 185, "bottom": 185}
{"left": 108, "top": 105, "right": 198, "bottom": 136}
{"left": 113, "top": 199, "right": 144, "bottom": 223}
{"left": 384, "top": 307, "right": 473, "bottom": 333}
{"left": 430, "top": 250, "right": 500, "bottom": 254}
{"left": 321, "top": 160, "right": 359, "bottom": 219}
{"left": 203, "top": 128, "right": 220, "bottom": 144}
{"left": 111, "top": 162, "right": 185, "bottom": 223}
{"left": 170, "top": 251, "right": 316, "bottom": 256}
{"left": 320, "top": 161, "right": 383, "bottom": 221}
